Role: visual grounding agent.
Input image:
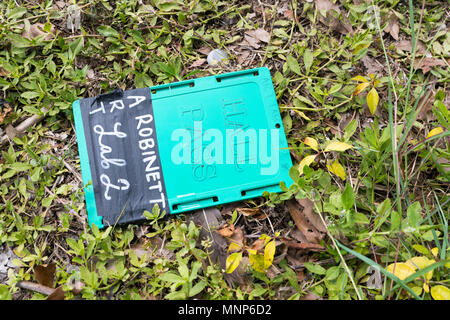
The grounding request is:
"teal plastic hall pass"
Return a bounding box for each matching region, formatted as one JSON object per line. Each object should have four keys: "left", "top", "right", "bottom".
{"left": 73, "top": 67, "right": 293, "bottom": 228}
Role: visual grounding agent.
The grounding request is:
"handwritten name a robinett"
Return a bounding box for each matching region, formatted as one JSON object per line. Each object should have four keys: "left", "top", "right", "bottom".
{"left": 89, "top": 95, "right": 166, "bottom": 210}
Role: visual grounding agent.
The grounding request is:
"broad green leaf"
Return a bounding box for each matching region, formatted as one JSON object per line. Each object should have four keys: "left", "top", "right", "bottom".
{"left": 341, "top": 183, "right": 355, "bottom": 211}
{"left": 324, "top": 141, "right": 353, "bottom": 152}
{"left": 0, "top": 285, "right": 12, "bottom": 300}
{"left": 226, "top": 252, "right": 242, "bottom": 274}
{"left": 287, "top": 55, "right": 301, "bottom": 75}
{"left": 97, "top": 26, "right": 120, "bottom": 38}
{"left": 160, "top": 272, "right": 184, "bottom": 284}
{"left": 343, "top": 119, "right": 358, "bottom": 141}
{"left": 426, "top": 127, "right": 443, "bottom": 139}
{"left": 412, "top": 245, "right": 430, "bottom": 256}
{"left": 21, "top": 91, "right": 40, "bottom": 99}
{"left": 431, "top": 285, "right": 450, "bottom": 300}
{"left": 407, "top": 201, "right": 422, "bottom": 229}
{"left": 367, "top": 87, "right": 379, "bottom": 115}
{"left": 7, "top": 7, "right": 27, "bottom": 20}
{"left": 189, "top": 280, "right": 206, "bottom": 297}
{"left": 327, "top": 159, "right": 346, "bottom": 180}
{"left": 325, "top": 266, "right": 340, "bottom": 281}
{"left": 10, "top": 163, "right": 32, "bottom": 171}
{"left": 299, "top": 155, "right": 316, "bottom": 175}
{"left": 303, "top": 262, "right": 326, "bottom": 275}
{"left": 304, "top": 137, "right": 319, "bottom": 151}
{"left": 390, "top": 210, "right": 401, "bottom": 231}
{"left": 303, "top": 49, "right": 313, "bottom": 74}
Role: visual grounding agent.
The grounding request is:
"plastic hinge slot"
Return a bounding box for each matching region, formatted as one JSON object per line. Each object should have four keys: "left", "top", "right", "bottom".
{"left": 151, "top": 81, "right": 195, "bottom": 95}
{"left": 172, "top": 195, "right": 219, "bottom": 211}
{"left": 216, "top": 70, "right": 259, "bottom": 83}
{"left": 241, "top": 184, "right": 279, "bottom": 198}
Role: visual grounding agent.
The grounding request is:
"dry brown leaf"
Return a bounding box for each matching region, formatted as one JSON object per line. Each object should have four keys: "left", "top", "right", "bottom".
{"left": 283, "top": 10, "right": 295, "bottom": 20}
{"left": 296, "top": 198, "right": 327, "bottom": 234}
{"left": 22, "top": 23, "right": 55, "bottom": 41}
{"left": 237, "top": 50, "right": 251, "bottom": 66}
{"left": 247, "top": 28, "right": 270, "bottom": 43}
{"left": 414, "top": 57, "right": 446, "bottom": 74}
{"left": 281, "top": 238, "right": 325, "bottom": 252}
{"left": 243, "top": 34, "right": 260, "bottom": 49}
{"left": 416, "top": 88, "right": 436, "bottom": 121}
{"left": 197, "top": 46, "right": 211, "bottom": 56}
{"left": 396, "top": 39, "right": 427, "bottom": 55}
{"left": 0, "top": 104, "right": 12, "bottom": 124}
{"left": 315, "top": 0, "right": 353, "bottom": 35}
{"left": 46, "top": 286, "right": 65, "bottom": 300}
{"left": 384, "top": 14, "right": 399, "bottom": 40}
{"left": 315, "top": 0, "right": 340, "bottom": 13}
{"left": 361, "top": 55, "right": 383, "bottom": 76}
{"left": 229, "top": 226, "right": 245, "bottom": 248}
{"left": 296, "top": 270, "right": 306, "bottom": 282}
{"left": 300, "top": 291, "right": 321, "bottom": 300}
{"left": 191, "top": 58, "right": 206, "bottom": 68}
{"left": 286, "top": 199, "right": 324, "bottom": 244}
{"left": 236, "top": 207, "right": 260, "bottom": 217}
{"left": 249, "top": 238, "right": 265, "bottom": 252}
{"left": 216, "top": 223, "right": 235, "bottom": 237}
{"left": 0, "top": 67, "right": 9, "bottom": 77}
{"left": 34, "top": 263, "right": 56, "bottom": 288}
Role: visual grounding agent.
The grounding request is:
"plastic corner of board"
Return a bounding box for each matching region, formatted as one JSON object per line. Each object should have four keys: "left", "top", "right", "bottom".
{"left": 72, "top": 99, "right": 104, "bottom": 229}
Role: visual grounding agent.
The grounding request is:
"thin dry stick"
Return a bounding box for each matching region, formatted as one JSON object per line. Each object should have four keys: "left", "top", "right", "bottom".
{"left": 17, "top": 281, "right": 55, "bottom": 296}
{"left": 0, "top": 108, "right": 47, "bottom": 145}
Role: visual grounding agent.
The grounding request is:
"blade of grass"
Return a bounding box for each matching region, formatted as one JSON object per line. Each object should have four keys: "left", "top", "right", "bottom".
{"left": 433, "top": 191, "right": 448, "bottom": 261}
{"left": 334, "top": 239, "right": 421, "bottom": 300}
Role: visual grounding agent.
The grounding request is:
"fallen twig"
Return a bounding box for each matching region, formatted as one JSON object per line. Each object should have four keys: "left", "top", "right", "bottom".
{"left": 17, "top": 280, "right": 55, "bottom": 296}
{"left": 0, "top": 109, "right": 47, "bottom": 145}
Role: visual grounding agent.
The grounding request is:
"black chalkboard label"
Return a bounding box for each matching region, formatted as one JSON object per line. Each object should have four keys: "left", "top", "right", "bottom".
{"left": 78, "top": 88, "right": 169, "bottom": 226}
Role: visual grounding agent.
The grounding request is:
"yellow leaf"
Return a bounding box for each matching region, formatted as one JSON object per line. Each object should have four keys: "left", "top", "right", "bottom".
{"left": 294, "top": 110, "right": 310, "bottom": 121}
{"left": 351, "top": 75, "right": 369, "bottom": 83}
{"left": 249, "top": 252, "right": 265, "bottom": 273}
{"left": 405, "top": 256, "right": 435, "bottom": 281}
{"left": 426, "top": 127, "right": 443, "bottom": 139}
{"left": 423, "top": 283, "right": 430, "bottom": 293}
{"left": 228, "top": 241, "right": 242, "bottom": 252}
{"left": 299, "top": 155, "right": 316, "bottom": 175}
{"left": 264, "top": 240, "right": 276, "bottom": 269}
{"left": 324, "top": 141, "right": 353, "bottom": 152}
{"left": 367, "top": 87, "right": 379, "bottom": 115}
{"left": 327, "top": 159, "right": 346, "bottom": 180}
{"left": 374, "top": 79, "right": 381, "bottom": 87}
{"left": 304, "top": 137, "right": 319, "bottom": 151}
{"left": 431, "top": 247, "right": 439, "bottom": 258}
{"left": 386, "top": 262, "right": 416, "bottom": 280}
{"left": 226, "top": 252, "right": 242, "bottom": 274}
{"left": 352, "top": 82, "right": 370, "bottom": 96}
{"left": 431, "top": 285, "right": 450, "bottom": 300}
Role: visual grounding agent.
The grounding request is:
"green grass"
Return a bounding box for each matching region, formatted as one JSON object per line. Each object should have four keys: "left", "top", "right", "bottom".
{"left": 0, "top": 0, "right": 448, "bottom": 300}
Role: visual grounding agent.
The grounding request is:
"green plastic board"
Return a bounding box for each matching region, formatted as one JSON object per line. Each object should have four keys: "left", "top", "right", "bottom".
{"left": 72, "top": 67, "right": 293, "bottom": 228}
